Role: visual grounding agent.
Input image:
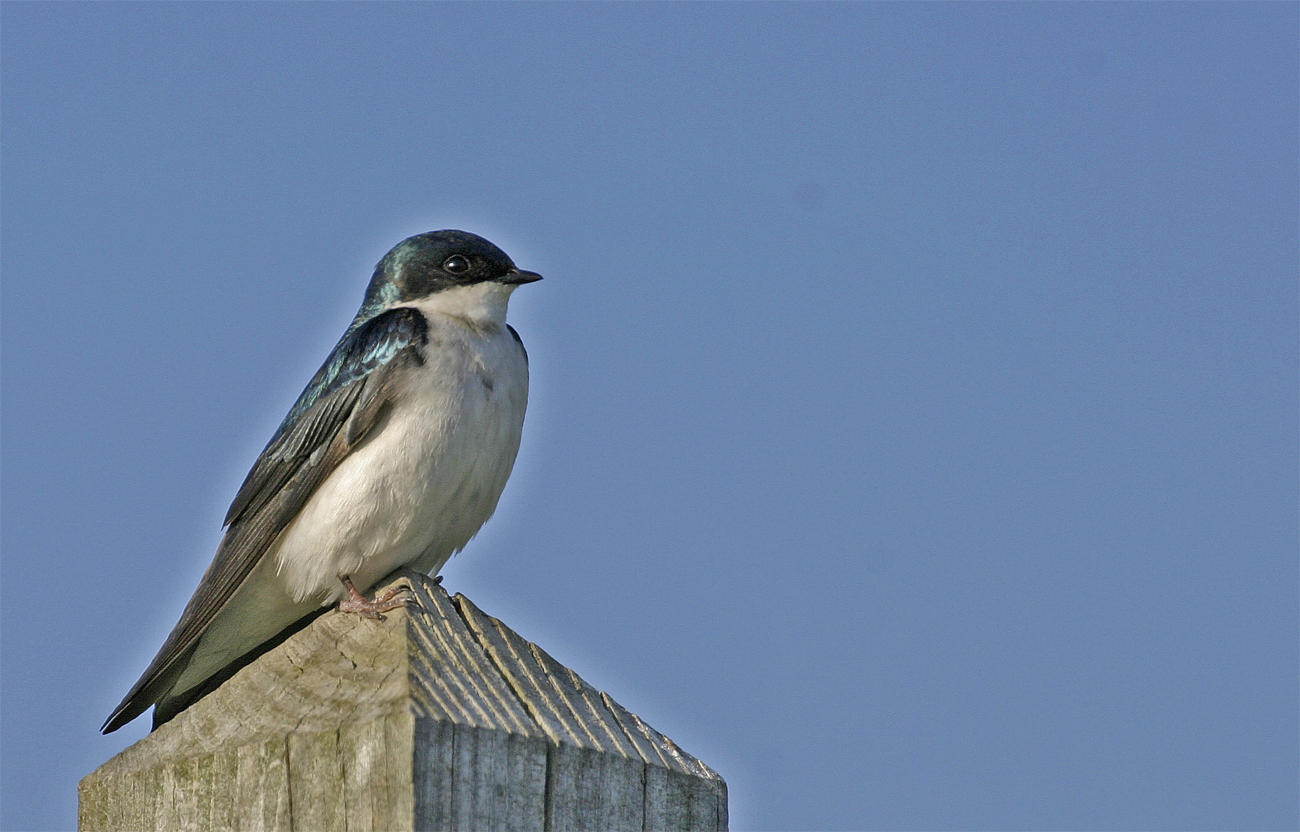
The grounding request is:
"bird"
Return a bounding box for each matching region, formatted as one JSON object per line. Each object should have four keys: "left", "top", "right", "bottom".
{"left": 102, "top": 229, "right": 541, "bottom": 733}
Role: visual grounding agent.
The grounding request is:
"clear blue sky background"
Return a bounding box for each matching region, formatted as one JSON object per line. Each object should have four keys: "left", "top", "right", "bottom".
{"left": 2, "top": 4, "right": 1296, "bottom": 830}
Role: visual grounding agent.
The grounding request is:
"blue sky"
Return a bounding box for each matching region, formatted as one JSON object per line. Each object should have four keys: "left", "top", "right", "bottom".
{"left": 2, "top": 3, "right": 1296, "bottom": 830}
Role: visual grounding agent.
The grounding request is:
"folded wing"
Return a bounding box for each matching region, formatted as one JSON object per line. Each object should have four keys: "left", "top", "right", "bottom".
{"left": 101, "top": 307, "right": 428, "bottom": 733}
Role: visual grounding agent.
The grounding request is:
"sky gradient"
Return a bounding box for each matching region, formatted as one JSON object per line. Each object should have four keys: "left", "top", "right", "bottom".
{"left": 3, "top": 4, "right": 1297, "bottom": 830}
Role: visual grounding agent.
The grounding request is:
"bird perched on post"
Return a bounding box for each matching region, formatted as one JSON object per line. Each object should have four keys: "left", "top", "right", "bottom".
{"left": 102, "top": 229, "right": 541, "bottom": 733}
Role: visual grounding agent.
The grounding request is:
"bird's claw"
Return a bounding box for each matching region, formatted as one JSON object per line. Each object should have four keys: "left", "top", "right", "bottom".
{"left": 338, "top": 576, "right": 416, "bottom": 620}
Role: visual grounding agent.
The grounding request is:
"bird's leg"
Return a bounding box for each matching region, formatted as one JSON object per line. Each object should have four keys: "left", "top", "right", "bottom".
{"left": 337, "top": 575, "right": 414, "bottom": 620}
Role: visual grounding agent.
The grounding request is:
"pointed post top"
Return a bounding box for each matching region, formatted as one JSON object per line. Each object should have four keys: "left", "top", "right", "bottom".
{"left": 81, "top": 570, "right": 727, "bottom": 831}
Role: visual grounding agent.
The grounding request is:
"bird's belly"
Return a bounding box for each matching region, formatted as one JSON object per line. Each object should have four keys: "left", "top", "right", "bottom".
{"left": 270, "top": 357, "right": 526, "bottom": 605}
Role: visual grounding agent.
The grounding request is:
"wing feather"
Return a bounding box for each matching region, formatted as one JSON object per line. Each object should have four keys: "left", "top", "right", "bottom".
{"left": 101, "top": 307, "right": 428, "bottom": 733}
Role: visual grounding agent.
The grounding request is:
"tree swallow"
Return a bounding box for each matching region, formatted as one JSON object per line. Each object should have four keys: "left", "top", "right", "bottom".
{"left": 102, "top": 230, "right": 541, "bottom": 733}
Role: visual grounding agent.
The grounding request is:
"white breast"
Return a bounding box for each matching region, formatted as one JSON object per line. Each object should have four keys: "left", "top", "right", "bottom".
{"left": 271, "top": 288, "right": 530, "bottom": 605}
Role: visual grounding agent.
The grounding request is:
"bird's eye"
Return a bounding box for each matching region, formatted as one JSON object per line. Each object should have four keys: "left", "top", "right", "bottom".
{"left": 443, "top": 255, "right": 471, "bottom": 274}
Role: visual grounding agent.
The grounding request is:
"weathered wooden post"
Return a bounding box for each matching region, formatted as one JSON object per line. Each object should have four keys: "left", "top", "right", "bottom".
{"left": 79, "top": 569, "right": 727, "bottom": 831}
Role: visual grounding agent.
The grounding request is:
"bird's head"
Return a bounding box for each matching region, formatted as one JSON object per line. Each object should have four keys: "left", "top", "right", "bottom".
{"left": 354, "top": 230, "right": 541, "bottom": 327}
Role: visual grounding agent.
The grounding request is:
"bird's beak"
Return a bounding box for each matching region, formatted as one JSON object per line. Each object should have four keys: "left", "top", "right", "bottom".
{"left": 502, "top": 268, "right": 543, "bottom": 285}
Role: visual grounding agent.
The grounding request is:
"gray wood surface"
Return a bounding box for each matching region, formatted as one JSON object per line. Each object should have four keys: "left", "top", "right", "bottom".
{"left": 80, "top": 570, "right": 727, "bottom": 831}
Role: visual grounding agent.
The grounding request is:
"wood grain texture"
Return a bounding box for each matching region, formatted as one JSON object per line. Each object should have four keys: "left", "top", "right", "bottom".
{"left": 81, "top": 569, "right": 727, "bottom": 831}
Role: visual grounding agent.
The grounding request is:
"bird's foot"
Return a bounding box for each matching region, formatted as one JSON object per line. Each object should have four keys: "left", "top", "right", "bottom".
{"left": 338, "top": 575, "right": 414, "bottom": 620}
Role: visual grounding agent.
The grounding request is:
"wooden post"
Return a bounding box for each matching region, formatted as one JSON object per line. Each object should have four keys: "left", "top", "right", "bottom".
{"left": 80, "top": 569, "right": 727, "bottom": 831}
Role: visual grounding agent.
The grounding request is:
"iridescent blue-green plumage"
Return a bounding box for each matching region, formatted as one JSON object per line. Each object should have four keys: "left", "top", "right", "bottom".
{"left": 256, "top": 311, "right": 427, "bottom": 466}
{"left": 102, "top": 308, "right": 431, "bottom": 733}
{"left": 225, "top": 307, "right": 429, "bottom": 527}
{"left": 352, "top": 230, "right": 519, "bottom": 325}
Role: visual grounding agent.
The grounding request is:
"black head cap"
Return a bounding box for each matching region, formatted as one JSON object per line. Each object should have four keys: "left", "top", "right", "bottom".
{"left": 354, "top": 230, "right": 540, "bottom": 323}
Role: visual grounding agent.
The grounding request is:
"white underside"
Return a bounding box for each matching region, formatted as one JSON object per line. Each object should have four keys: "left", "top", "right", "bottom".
{"left": 170, "top": 282, "right": 528, "bottom": 698}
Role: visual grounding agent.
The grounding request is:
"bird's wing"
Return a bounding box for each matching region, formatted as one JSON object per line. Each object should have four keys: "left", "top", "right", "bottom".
{"left": 101, "top": 307, "right": 429, "bottom": 733}
{"left": 507, "top": 324, "right": 527, "bottom": 363}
